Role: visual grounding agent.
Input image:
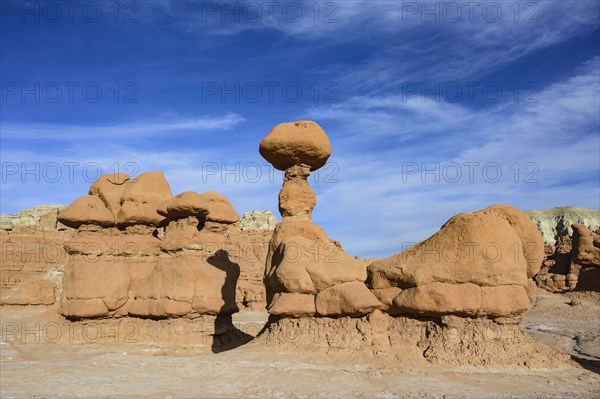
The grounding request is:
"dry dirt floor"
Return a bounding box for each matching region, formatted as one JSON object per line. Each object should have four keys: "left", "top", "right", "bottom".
{"left": 1, "top": 290, "right": 599, "bottom": 399}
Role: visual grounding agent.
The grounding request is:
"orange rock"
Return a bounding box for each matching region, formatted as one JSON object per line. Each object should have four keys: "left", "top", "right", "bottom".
{"left": 202, "top": 191, "right": 239, "bottom": 224}
{"left": 259, "top": 120, "right": 332, "bottom": 171}
{"left": 268, "top": 293, "right": 316, "bottom": 317}
{"left": 58, "top": 195, "right": 115, "bottom": 228}
{"left": 157, "top": 191, "right": 208, "bottom": 219}
{"left": 117, "top": 172, "right": 172, "bottom": 226}
{"left": 315, "top": 281, "right": 381, "bottom": 317}
{"left": 89, "top": 173, "right": 130, "bottom": 220}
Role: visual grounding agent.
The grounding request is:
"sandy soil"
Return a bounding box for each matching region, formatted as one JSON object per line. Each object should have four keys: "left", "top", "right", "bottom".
{"left": 1, "top": 291, "right": 599, "bottom": 399}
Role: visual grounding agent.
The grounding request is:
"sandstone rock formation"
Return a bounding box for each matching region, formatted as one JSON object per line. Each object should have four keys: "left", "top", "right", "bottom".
{"left": 1, "top": 205, "right": 67, "bottom": 230}
{"left": 570, "top": 224, "right": 600, "bottom": 291}
{"left": 533, "top": 222, "right": 600, "bottom": 293}
{"left": 1, "top": 206, "right": 73, "bottom": 306}
{"left": 526, "top": 206, "right": 600, "bottom": 245}
{"left": 259, "top": 120, "right": 332, "bottom": 171}
{"left": 261, "top": 121, "right": 380, "bottom": 318}
{"left": 239, "top": 210, "right": 278, "bottom": 231}
{"left": 117, "top": 172, "right": 173, "bottom": 227}
{"left": 367, "top": 204, "right": 544, "bottom": 318}
{"left": 57, "top": 195, "right": 116, "bottom": 228}
{"left": 130, "top": 190, "right": 241, "bottom": 318}
{"left": 54, "top": 174, "right": 273, "bottom": 319}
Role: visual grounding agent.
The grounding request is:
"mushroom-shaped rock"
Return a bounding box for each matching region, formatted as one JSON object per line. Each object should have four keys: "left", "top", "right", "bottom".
{"left": 202, "top": 191, "right": 240, "bottom": 224}
{"left": 57, "top": 195, "right": 115, "bottom": 228}
{"left": 89, "top": 173, "right": 130, "bottom": 220}
{"left": 157, "top": 191, "right": 209, "bottom": 219}
{"left": 117, "top": 172, "right": 173, "bottom": 226}
{"left": 259, "top": 120, "right": 332, "bottom": 171}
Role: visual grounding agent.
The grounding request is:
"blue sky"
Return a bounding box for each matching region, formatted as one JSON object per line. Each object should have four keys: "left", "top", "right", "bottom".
{"left": 1, "top": 0, "right": 599, "bottom": 258}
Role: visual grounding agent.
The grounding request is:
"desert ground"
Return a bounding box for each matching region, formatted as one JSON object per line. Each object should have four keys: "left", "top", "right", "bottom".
{"left": 1, "top": 289, "right": 598, "bottom": 399}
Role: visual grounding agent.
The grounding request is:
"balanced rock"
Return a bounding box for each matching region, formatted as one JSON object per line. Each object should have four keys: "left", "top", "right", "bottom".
{"left": 117, "top": 172, "right": 173, "bottom": 226}
{"left": 157, "top": 191, "right": 209, "bottom": 219}
{"left": 89, "top": 173, "right": 130, "bottom": 219}
{"left": 57, "top": 195, "right": 115, "bottom": 228}
{"left": 259, "top": 120, "right": 332, "bottom": 171}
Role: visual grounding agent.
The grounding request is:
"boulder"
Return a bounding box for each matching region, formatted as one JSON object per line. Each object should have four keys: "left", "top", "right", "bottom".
{"left": 392, "top": 282, "right": 481, "bottom": 317}
{"left": 259, "top": 120, "right": 332, "bottom": 171}
{"left": 572, "top": 223, "right": 600, "bottom": 267}
{"left": 157, "top": 191, "right": 208, "bottom": 219}
{"left": 315, "top": 281, "right": 381, "bottom": 317}
{"left": 89, "top": 173, "right": 130, "bottom": 219}
{"left": 367, "top": 207, "right": 532, "bottom": 289}
{"left": 117, "top": 172, "right": 173, "bottom": 226}
{"left": 202, "top": 191, "right": 240, "bottom": 224}
{"left": 57, "top": 195, "right": 115, "bottom": 228}
{"left": 268, "top": 293, "right": 316, "bottom": 317}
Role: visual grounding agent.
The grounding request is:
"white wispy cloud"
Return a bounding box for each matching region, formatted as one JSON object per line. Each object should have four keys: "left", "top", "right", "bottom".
{"left": 308, "top": 56, "right": 600, "bottom": 257}
{"left": 0, "top": 113, "right": 245, "bottom": 140}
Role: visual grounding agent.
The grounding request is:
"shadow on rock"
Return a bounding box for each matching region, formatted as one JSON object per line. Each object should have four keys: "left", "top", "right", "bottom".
{"left": 207, "top": 249, "right": 253, "bottom": 353}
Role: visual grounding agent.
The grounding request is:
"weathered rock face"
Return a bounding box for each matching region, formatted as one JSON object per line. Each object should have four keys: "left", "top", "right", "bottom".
{"left": 239, "top": 210, "right": 278, "bottom": 231}
{"left": 572, "top": 223, "right": 600, "bottom": 267}
{"left": 261, "top": 120, "right": 380, "bottom": 318}
{"left": 1, "top": 205, "right": 67, "bottom": 230}
{"left": 129, "top": 213, "right": 242, "bottom": 318}
{"left": 533, "top": 223, "right": 600, "bottom": 293}
{"left": 1, "top": 206, "right": 73, "bottom": 306}
{"left": 59, "top": 225, "right": 161, "bottom": 318}
{"left": 89, "top": 172, "right": 130, "bottom": 220}
{"left": 117, "top": 172, "right": 173, "bottom": 227}
{"left": 367, "top": 205, "right": 544, "bottom": 319}
{"left": 53, "top": 172, "right": 273, "bottom": 318}
{"left": 526, "top": 206, "right": 600, "bottom": 245}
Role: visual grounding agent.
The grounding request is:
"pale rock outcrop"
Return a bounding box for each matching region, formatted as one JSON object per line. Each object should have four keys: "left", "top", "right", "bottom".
{"left": 239, "top": 210, "right": 278, "bottom": 231}
{"left": 526, "top": 206, "right": 600, "bottom": 245}
{"left": 261, "top": 120, "right": 379, "bottom": 318}
{"left": 1, "top": 205, "right": 66, "bottom": 230}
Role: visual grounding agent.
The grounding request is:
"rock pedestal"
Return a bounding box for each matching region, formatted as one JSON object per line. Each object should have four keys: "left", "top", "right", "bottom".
{"left": 260, "top": 121, "right": 379, "bottom": 318}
